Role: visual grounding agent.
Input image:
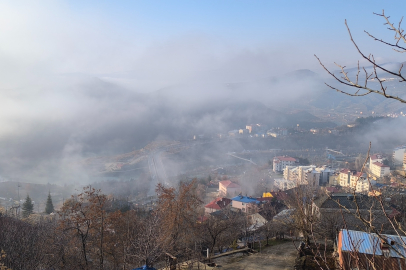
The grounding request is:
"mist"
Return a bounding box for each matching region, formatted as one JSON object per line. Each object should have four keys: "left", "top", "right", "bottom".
{"left": 0, "top": 2, "right": 405, "bottom": 188}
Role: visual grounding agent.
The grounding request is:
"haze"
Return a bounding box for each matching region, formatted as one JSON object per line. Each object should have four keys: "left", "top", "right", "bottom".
{"left": 0, "top": 1, "right": 405, "bottom": 184}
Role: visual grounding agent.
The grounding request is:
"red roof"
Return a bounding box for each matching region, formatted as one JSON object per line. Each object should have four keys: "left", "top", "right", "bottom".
{"left": 370, "top": 154, "right": 382, "bottom": 160}
{"left": 340, "top": 168, "right": 350, "bottom": 174}
{"left": 274, "top": 156, "right": 296, "bottom": 162}
{"left": 205, "top": 198, "right": 231, "bottom": 210}
{"left": 219, "top": 180, "right": 241, "bottom": 188}
{"left": 373, "top": 162, "right": 389, "bottom": 168}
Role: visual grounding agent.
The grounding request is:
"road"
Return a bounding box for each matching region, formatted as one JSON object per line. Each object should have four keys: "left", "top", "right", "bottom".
{"left": 213, "top": 241, "right": 297, "bottom": 270}
{"left": 227, "top": 153, "right": 258, "bottom": 165}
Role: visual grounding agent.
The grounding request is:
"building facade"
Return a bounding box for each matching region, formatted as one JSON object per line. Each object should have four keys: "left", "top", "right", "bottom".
{"left": 370, "top": 162, "right": 390, "bottom": 178}
{"left": 219, "top": 180, "right": 241, "bottom": 196}
{"left": 273, "top": 156, "right": 296, "bottom": 173}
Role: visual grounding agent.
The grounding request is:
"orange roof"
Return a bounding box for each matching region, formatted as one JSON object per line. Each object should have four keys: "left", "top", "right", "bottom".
{"left": 219, "top": 180, "right": 240, "bottom": 188}
{"left": 204, "top": 198, "right": 231, "bottom": 209}
{"left": 274, "top": 156, "right": 296, "bottom": 162}
{"left": 373, "top": 162, "right": 389, "bottom": 168}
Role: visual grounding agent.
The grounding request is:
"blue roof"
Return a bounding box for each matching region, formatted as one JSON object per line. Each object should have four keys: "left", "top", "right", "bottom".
{"left": 340, "top": 230, "right": 406, "bottom": 258}
{"left": 231, "top": 195, "right": 260, "bottom": 204}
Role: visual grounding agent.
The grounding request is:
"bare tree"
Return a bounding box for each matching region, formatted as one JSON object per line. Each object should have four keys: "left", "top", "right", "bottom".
{"left": 315, "top": 10, "right": 406, "bottom": 103}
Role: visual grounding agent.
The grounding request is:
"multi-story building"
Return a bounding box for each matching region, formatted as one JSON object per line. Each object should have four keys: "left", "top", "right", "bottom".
{"left": 369, "top": 154, "right": 384, "bottom": 171}
{"left": 370, "top": 162, "right": 390, "bottom": 178}
{"left": 339, "top": 169, "right": 352, "bottom": 187}
{"left": 315, "top": 166, "right": 335, "bottom": 186}
{"left": 219, "top": 180, "right": 241, "bottom": 196}
{"left": 306, "top": 169, "right": 320, "bottom": 187}
{"left": 283, "top": 165, "right": 320, "bottom": 187}
{"left": 393, "top": 146, "right": 406, "bottom": 165}
{"left": 274, "top": 178, "right": 297, "bottom": 191}
{"left": 231, "top": 195, "right": 260, "bottom": 214}
{"left": 273, "top": 156, "right": 296, "bottom": 172}
{"left": 204, "top": 197, "right": 232, "bottom": 214}
{"left": 339, "top": 169, "right": 376, "bottom": 192}
{"left": 350, "top": 172, "right": 376, "bottom": 193}
{"left": 283, "top": 165, "right": 299, "bottom": 181}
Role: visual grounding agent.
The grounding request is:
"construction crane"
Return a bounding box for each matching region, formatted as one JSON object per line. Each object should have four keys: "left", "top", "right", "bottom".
{"left": 325, "top": 147, "right": 345, "bottom": 166}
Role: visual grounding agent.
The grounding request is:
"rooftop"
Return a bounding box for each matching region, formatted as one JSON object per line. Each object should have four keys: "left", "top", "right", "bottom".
{"left": 231, "top": 195, "right": 260, "bottom": 204}
{"left": 318, "top": 194, "right": 393, "bottom": 211}
{"left": 372, "top": 161, "right": 389, "bottom": 168}
{"left": 340, "top": 229, "right": 406, "bottom": 258}
{"left": 339, "top": 229, "right": 406, "bottom": 269}
{"left": 219, "top": 180, "right": 241, "bottom": 188}
{"left": 370, "top": 154, "right": 382, "bottom": 161}
{"left": 274, "top": 156, "right": 296, "bottom": 162}
{"left": 205, "top": 197, "right": 231, "bottom": 210}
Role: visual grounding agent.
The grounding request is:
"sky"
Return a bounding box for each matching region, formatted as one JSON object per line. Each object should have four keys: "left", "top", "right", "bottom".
{"left": 1, "top": 1, "right": 405, "bottom": 87}
{"left": 0, "top": 1, "right": 405, "bottom": 185}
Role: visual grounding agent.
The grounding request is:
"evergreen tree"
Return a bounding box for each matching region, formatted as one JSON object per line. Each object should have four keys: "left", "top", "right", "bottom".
{"left": 45, "top": 192, "right": 54, "bottom": 214}
{"left": 22, "top": 195, "right": 34, "bottom": 218}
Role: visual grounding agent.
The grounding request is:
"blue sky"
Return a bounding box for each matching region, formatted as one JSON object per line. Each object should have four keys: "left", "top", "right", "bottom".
{"left": 0, "top": 1, "right": 405, "bottom": 87}
{"left": 66, "top": 1, "right": 405, "bottom": 44}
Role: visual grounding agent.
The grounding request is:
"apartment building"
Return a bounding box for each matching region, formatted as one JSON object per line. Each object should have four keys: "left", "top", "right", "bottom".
{"left": 370, "top": 162, "right": 390, "bottom": 178}
{"left": 273, "top": 156, "right": 296, "bottom": 172}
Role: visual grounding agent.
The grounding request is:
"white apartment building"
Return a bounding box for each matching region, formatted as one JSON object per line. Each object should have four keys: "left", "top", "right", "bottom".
{"left": 273, "top": 156, "right": 296, "bottom": 172}
{"left": 370, "top": 162, "right": 390, "bottom": 178}
{"left": 274, "top": 178, "right": 297, "bottom": 191}
{"left": 393, "top": 146, "right": 406, "bottom": 165}
{"left": 353, "top": 177, "right": 376, "bottom": 193}
{"left": 339, "top": 169, "right": 376, "bottom": 192}
{"left": 369, "top": 154, "right": 383, "bottom": 171}
{"left": 284, "top": 165, "right": 299, "bottom": 180}
{"left": 283, "top": 165, "right": 320, "bottom": 187}
{"left": 339, "top": 169, "right": 351, "bottom": 187}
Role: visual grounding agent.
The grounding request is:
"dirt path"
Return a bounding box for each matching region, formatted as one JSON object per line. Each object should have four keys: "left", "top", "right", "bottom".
{"left": 213, "top": 241, "right": 297, "bottom": 270}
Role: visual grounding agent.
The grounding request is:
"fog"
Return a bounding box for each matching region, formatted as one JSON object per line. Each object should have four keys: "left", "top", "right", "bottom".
{"left": 0, "top": 2, "right": 405, "bottom": 187}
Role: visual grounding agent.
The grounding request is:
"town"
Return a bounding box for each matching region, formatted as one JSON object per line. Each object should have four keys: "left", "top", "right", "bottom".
{"left": 1, "top": 2, "right": 406, "bottom": 270}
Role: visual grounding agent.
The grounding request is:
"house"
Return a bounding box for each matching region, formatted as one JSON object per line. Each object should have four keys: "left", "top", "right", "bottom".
{"left": 204, "top": 198, "right": 232, "bottom": 214}
{"left": 272, "top": 208, "right": 295, "bottom": 225}
{"left": 231, "top": 195, "right": 260, "bottom": 214}
{"left": 247, "top": 212, "right": 267, "bottom": 231}
{"left": 219, "top": 180, "right": 241, "bottom": 196}
{"left": 273, "top": 156, "right": 296, "bottom": 173}
{"left": 337, "top": 229, "right": 406, "bottom": 270}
